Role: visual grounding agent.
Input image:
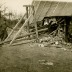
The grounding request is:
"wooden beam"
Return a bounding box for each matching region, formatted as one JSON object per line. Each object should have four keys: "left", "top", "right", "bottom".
{"left": 34, "top": 19, "right": 39, "bottom": 39}
{"left": 17, "top": 28, "right": 48, "bottom": 39}
{"left": 32, "top": 1, "right": 41, "bottom": 40}
{"left": 26, "top": 6, "right": 30, "bottom": 34}
{"left": 0, "top": 28, "right": 48, "bottom": 45}
{"left": 9, "top": 12, "right": 33, "bottom": 45}
{"left": 9, "top": 1, "right": 41, "bottom": 45}
{"left": 5, "top": 13, "right": 26, "bottom": 41}
{"left": 11, "top": 39, "right": 36, "bottom": 46}
{"left": 64, "top": 17, "right": 71, "bottom": 42}
{"left": 32, "top": 5, "right": 38, "bottom": 40}
{"left": 23, "top": 5, "right": 33, "bottom": 7}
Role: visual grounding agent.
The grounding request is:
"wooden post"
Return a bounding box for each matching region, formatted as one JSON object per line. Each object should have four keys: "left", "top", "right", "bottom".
{"left": 23, "top": 5, "right": 33, "bottom": 37}
{"left": 64, "top": 19, "right": 67, "bottom": 41}
{"left": 64, "top": 17, "right": 71, "bottom": 42}
{"left": 23, "top": 5, "right": 33, "bottom": 32}
{"left": 26, "top": 6, "right": 30, "bottom": 34}
{"left": 32, "top": 6, "right": 38, "bottom": 40}
{"left": 32, "top": 1, "right": 41, "bottom": 40}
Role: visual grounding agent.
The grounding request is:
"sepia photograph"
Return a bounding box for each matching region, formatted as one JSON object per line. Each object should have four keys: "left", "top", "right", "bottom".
{"left": 0, "top": 0, "right": 72, "bottom": 72}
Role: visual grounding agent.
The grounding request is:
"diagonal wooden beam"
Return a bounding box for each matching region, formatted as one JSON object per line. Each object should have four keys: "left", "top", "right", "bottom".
{"left": 9, "top": 12, "right": 33, "bottom": 45}
{"left": 5, "top": 13, "right": 26, "bottom": 41}
{"left": 9, "top": 1, "right": 41, "bottom": 45}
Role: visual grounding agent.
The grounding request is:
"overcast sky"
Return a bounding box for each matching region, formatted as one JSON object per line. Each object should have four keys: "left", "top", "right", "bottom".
{"left": 0, "top": 0, "right": 33, "bottom": 15}
{"left": 0, "top": 0, "right": 72, "bottom": 15}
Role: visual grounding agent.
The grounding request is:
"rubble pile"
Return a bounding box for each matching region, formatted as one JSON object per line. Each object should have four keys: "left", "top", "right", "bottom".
{"left": 38, "top": 30, "right": 72, "bottom": 48}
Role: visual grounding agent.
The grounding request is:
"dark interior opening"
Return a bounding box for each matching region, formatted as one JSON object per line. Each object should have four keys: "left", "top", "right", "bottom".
{"left": 42, "top": 16, "right": 72, "bottom": 42}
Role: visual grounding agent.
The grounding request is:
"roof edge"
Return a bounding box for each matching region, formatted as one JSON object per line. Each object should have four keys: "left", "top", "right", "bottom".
{"left": 33, "top": 0, "right": 72, "bottom": 2}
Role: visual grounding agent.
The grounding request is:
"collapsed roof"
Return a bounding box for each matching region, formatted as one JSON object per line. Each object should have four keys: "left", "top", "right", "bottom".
{"left": 29, "top": 0, "right": 72, "bottom": 23}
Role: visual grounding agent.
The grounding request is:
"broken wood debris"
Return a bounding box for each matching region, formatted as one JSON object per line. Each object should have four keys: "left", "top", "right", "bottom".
{"left": 10, "top": 39, "right": 36, "bottom": 46}
{"left": 38, "top": 29, "right": 72, "bottom": 48}
{"left": 0, "top": 28, "right": 48, "bottom": 45}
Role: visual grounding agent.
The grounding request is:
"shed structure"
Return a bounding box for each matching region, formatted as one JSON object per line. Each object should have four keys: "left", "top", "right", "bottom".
{"left": 29, "top": 0, "right": 72, "bottom": 23}
{"left": 3, "top": 0, "right": 72, "bottom": 45}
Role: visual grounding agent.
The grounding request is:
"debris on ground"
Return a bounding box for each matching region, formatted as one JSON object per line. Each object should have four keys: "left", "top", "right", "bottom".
{"left": 38, "top": 44, "right": 44, "bottom": 47}
{"left": 61, "top": 48, "right": 67, "bottom": 51}
{"left": 38, "top": 60, "right": 53, "bottom": 66}
{"left": 38, "top": 29, "right": 72, "bottom": 50}
{"left": 41, "top": 62, "right": 54, "bottom": 66}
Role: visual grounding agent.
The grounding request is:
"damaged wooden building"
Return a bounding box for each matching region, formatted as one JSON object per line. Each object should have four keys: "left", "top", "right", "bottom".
{"left": 28, "top": 0, "right": 72, "bottom": 42}
{"left": 1, "top": 0, "right": 72, "bottom": 45}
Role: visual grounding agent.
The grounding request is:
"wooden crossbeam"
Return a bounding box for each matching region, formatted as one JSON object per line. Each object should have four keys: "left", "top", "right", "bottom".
{"left": 23, "top": 5, "right": 33, "bottom": 7}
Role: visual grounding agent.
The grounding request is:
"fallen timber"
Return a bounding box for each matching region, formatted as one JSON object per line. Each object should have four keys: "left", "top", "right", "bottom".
{"left": 0, "top": 28, "right": 48, "bottom": 45}
{"left": 11, "top": 39, "right": 36, "bottom": 46}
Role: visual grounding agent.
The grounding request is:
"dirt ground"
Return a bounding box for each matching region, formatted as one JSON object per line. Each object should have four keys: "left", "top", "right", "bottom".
{"left": 0, "top": 42, "right": 72, "bottom": 72}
